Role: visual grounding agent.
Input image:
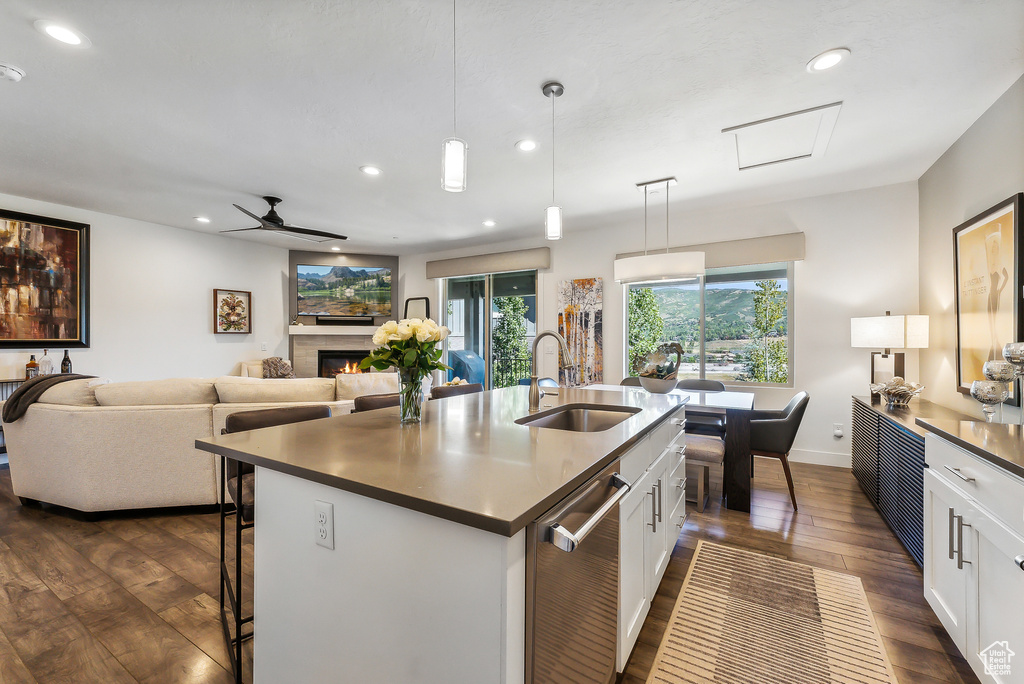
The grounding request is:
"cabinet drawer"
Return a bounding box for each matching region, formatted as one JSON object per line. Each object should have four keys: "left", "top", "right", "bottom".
{"left": 649, "top": 407, "right": 686, "bottom": 455}
{"left": 619, "top": 436, "right": 652, "bottom": 486}
{"left": 925, "top": 434, "right": 1024, "bottom": 539}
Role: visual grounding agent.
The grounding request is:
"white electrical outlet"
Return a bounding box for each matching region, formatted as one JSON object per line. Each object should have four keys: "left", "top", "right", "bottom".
{"left": 261, "top": 342, "right": 268, "bottom": 351}
{"left": 832, "top": 422, "right": 844, "bottom": 438}
{"left": 315, "top": 500, "right": 334, "bottom": 550}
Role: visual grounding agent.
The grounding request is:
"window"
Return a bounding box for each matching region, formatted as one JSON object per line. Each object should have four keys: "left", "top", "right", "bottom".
{"left": 626, "top": 263, "right": 792, "bottom": 385}
{"left": 443, "top": 270, "right": 537, "bottom": 389}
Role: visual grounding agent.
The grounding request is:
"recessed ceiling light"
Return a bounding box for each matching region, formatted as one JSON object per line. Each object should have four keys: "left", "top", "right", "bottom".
{"left": 34, "top": 20, "right": 91, "bottom": 48}
{"left": 331, "top": 246, "right": 341, "bottom": 251}
{"left": 515, "top": 140, "right": 537, "bottom": 152}
{"left": 806, "top": 48, "right": 850, "bottom": 73}
{"left": 360, "top": 166, "right": 382, "bottom": 176}
{"left": 194, "top": 216, "right": 210, "bottom": 223}
{"left": 482, "top": 220, "right": 496, "bottom": 227}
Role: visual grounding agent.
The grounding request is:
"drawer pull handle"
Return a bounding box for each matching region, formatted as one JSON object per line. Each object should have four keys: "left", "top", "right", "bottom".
{"left": 1015, "top": 554, "right": 1024, "bottom": 572}
{"left": 671, "top": 418, "right": 686, "bottom": 426}
{"left": 676, "top": 446, "right": 686, "bottom": 455}
{"left": 955, "top": 514, "right": 971, "bottom": 570}
{"left": 948, "top": 507, "right": 956, "bottom": 561}
{"left": 943, "top": 465, "right": 975, "bottom": 483}
{"left": 675, "top": 478, "right": 686, "bottom": 490}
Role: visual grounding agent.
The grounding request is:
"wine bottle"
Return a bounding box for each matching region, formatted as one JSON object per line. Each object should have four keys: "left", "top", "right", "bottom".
{"left": 38, "top": 349, "right": 53, "bottom": 375}
{"left": 61, "top": 349, "right": 72, "bottom": 374}
{"left": 26, "top": 354, "right": 38, "bottom": 379}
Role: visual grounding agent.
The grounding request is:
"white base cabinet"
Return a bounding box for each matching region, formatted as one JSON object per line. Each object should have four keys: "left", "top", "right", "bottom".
{"left": 617, "top": 409, "right": 686, "bottom": 672}
{"left": 924, "top": 434, "right": 1024, "bottom": 684}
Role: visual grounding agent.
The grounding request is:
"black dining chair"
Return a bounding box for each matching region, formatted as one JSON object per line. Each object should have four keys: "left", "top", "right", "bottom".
{"left": 676, "top": 379, "right": 727, "bottom": 436}
{"left": 220, "top": 404, "right": 332, "bottom": 683}
{"left": 748, "top": 392, "right": 810, "bottom": 511}
{"left": 431, "top": 383, "right": 484, "bottom": 399}
{"left": 351, "top": 393, "right": 401, "bottom": 413}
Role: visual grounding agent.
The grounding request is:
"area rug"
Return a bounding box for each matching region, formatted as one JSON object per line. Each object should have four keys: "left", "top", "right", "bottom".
{"left": 645, "top": 541, "right": 898, "bottom": 684}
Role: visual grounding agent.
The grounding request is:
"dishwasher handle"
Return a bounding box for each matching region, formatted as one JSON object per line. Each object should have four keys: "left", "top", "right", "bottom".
{"left": 548, "top": 474, "right": 630, "bottom": 553}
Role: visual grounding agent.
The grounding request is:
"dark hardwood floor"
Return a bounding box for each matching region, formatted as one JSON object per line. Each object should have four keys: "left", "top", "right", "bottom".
{"left": 620, "top": 457, "right": 980, "bottom": 684}
{"left": 0, "top": 457, "right": 976, "bottom": 683}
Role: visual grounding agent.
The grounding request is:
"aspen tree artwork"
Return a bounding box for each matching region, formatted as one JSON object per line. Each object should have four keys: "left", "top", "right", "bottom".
{"left": 557, "top": 278, "right": 603, "bottom": 387}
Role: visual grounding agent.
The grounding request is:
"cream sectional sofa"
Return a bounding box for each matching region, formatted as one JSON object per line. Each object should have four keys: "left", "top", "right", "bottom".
{"left": 3, "top": 373, "right": 398, "bottom": 514}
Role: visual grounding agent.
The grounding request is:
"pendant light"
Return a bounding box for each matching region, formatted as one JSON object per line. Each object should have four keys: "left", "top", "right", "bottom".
{"left": 442, "top": 0, "right": 467, "bottom": 192}
{"left": 542, "top": 81, "right": 564, "bottom": 240}
{"left": 614, "top": 177, "right": 705, "bottom": 283}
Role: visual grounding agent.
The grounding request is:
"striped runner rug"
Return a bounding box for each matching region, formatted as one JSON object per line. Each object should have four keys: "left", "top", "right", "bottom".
{"left": 646, "top": 541, "right": 898, "bottom": 684}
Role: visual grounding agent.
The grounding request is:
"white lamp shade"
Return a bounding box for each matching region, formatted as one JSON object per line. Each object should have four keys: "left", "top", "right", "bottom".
{"left": 850, "top": 314, "right": 929, "bottom": 349}
{"left": 545, "top": 206, "right": 562, "bottom": 240}
{"left": 613, "top": 251, "right": 705, "bottom": 284}
{"left": 442, "top": 137, "right": 467, "bottom": 192}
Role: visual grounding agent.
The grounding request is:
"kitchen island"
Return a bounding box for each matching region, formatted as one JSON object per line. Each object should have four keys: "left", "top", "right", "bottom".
{"left": 196, "top": 385, "right": 688, "bottom": 684}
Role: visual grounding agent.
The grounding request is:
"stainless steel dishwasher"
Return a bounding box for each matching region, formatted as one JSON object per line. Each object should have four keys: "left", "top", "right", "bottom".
{"left": 526, "top": 460, "right": 630, "bottom": 684}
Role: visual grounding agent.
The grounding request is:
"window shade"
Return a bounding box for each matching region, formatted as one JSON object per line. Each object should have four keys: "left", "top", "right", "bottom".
{"left": 426, "top": 247, "right": 551, "bottom": 279}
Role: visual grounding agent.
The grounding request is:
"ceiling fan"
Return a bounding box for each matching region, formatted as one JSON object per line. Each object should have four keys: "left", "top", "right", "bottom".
{"left": 222, "top": 196, "right": 347, "bottom": 242}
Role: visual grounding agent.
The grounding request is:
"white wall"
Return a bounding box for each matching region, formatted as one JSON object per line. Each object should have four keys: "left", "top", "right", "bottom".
{"left": 0, "top": 192, "right": 289, "bottom": 381}
{"left": 919, "top": 74, "right": 1024, "bottom": 420}
{"left": 400, "top": 182, "right": 921, "bottom": 467}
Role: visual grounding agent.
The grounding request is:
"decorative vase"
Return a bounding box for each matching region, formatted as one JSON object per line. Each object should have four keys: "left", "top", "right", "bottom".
{"left": 398, "top": 367, "right": 425, "bottom": 424}
{"left": 970, "top": 380, "right": 1009, "bottom": 422}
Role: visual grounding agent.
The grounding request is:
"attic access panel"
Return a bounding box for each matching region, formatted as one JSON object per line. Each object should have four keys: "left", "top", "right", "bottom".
{"left": 723, "top": 102, "right": 842, "bottom": 170}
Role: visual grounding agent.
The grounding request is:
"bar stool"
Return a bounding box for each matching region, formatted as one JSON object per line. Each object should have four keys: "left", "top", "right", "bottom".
{"left": 684, "top": 433, "right": 726, "bottom": 513}
{"left": 676, "top": 379, "right": 727, "bottom": 436}
{"left": 351, "top": 392, "right": 400, "bottom": 412}
{"left": 220, "top": 405, "right": 332, "bottom": 684}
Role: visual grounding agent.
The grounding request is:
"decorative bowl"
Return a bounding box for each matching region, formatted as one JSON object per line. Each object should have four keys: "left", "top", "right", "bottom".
{"left": 870, "top": 376, "right": 924, "bottom": 407}
{"left": 983, "top": 360, "right": 1017, "bottom": 382}
{"left": 639, "top": 376, "right": 678, "bottom": 394}
{"left": 1003, "top": 342, "right": 1024, "bottom": 365}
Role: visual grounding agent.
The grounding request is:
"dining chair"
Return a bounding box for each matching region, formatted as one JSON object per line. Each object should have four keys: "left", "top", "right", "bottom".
{"left": 352, "top": 392, "right": 401, "bottom": 412}
{"left": 430, "top": 383, "right": 484, "bottom": 399}
{"left": 675, "top": 378, "right": 727, "bottom": 436}
{"left": 619, "top": 377, "right": 641, "bottom": 386}
{"left": 220, "top": 404, "right": 332, "bottom": 683}
{"left": 748, "top": 392, "right": 810, "bottom": 511}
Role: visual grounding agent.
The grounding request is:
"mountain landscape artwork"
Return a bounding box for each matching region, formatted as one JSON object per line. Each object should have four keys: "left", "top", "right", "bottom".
{"left": 296, "top": 265, "right": 392, "bottom": 317}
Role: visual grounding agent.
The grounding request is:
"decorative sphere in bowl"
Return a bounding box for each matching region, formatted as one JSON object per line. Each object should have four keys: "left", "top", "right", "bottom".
{"left": 1003, "top": 342, "right": 1024, "bottom": 365}
{"left": 869, "top": 376, "right": 923, "bottom": 407}
{"left": 639, "top": 376, "right": 678, "bottom": 394}
{"left": 970, "top": 380, "right": 1010, "bottom": 422}
{"left": 983, "top": 360, "right": 1017, "bottom": 382}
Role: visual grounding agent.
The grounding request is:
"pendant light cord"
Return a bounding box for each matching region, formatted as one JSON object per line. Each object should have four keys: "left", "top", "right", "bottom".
{"left": 452, "top": 0, "right": 457, "bottom": 134}
{"left": 665, "top": 181, "right": 670, "bottom": 254}
{"left": 643, "top": 185, "right": 648, "bottom": 255}
{"left": 551, "top": 93, "right": 556, "bottom": 205}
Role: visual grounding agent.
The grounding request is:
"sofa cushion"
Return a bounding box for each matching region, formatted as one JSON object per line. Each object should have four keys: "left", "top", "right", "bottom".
{"left": 335, "top": 373, "right": 400, "bottom": 400}
{"left": 95, "top": 378, "right": 218, "bottom": 406}
{"left": 214, "top": 376, "right": 335, "bottom": 403}
{"left": 36, "top": 378, "right": 109, "bottom": 407}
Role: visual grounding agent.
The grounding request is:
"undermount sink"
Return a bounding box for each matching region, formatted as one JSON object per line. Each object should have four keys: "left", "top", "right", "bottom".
{"left": 515, "top": 403, "right": 641, "bottom": 433}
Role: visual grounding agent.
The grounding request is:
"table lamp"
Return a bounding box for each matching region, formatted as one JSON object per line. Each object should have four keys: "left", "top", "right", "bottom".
{"left": 851, "top": 311, "right": 929, "bottom": 392}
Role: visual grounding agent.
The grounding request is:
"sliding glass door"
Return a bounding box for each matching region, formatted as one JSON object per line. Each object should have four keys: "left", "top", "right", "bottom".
{"left": 443, "top": 270, "right": 537, "bottom": 389}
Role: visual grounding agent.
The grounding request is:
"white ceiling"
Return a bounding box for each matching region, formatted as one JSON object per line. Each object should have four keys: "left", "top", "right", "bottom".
{"left": 1, "top": 0, "right": 1022, "bottom": 255}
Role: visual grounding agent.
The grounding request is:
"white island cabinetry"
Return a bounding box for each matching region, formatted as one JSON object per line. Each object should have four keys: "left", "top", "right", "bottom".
{"left": 618, "top": 408, "right": 686, "bottom": 671}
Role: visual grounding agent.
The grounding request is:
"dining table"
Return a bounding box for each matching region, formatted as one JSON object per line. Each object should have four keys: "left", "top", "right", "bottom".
{"left": 585, "top": 384, "right": 756, "bottom": 512}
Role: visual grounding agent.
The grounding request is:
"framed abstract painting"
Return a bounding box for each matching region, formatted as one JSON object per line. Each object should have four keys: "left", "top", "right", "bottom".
{"left": 0, "top": 209, "right": 90, "bottom": 348}
{"left": 214, "top": 289, "right": 252, "bottom": 334}
{"left": 953, "top": 193, "right": 1023, "bottom": 404}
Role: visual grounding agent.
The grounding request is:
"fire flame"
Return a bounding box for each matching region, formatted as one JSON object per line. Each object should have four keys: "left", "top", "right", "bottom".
{"left": 335, "top": 361, "right": 364, "bottom": 375}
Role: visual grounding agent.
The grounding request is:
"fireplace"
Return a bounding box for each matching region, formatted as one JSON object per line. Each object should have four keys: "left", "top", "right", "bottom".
{"left": 319, "top": 350, "right": 371, "bottom": 377}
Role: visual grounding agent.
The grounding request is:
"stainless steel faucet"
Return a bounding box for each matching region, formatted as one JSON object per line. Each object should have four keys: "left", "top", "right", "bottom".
{"left": 529, "top": 330, "right": 573, "bottom": 412}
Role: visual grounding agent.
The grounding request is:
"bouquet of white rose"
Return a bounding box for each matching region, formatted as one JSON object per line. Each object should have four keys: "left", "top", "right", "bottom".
{"left": 360, "top": 318, "right": 451, "bottom": 423}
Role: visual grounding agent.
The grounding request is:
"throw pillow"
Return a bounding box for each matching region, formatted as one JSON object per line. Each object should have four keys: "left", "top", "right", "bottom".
{"left": 263, "top": 357, "right": 295, "bottom": 379}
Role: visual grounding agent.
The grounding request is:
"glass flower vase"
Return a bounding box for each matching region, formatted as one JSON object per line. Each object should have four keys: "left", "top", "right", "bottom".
{"left": 398, "top": 367, "right": 425, "bottom": 424}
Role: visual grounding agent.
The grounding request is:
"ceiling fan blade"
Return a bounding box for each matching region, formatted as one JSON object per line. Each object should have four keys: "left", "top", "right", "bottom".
{"left": 219, "top": 227, "right": 264, "bottom": 234}
{"left": 233, "top": 204, "right": 274, "bottom": 228}
{"left": 282, "top": 225, "right": 348, "bottom": 241}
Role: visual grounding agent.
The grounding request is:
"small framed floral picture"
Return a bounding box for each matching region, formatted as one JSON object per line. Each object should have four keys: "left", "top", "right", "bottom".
{"left": 214, "top": 289, "right": 252, "bottom": 334}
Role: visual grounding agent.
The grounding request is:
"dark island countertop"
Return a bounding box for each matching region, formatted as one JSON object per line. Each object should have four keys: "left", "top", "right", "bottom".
{"left": 196, "top": 385, "right": 687, "bottom": 537}
{"left": 915, "top": 417, "right": 1024, "bottom": 481}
